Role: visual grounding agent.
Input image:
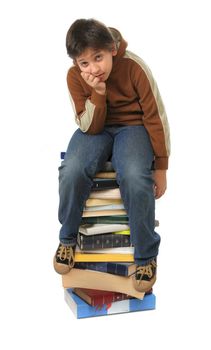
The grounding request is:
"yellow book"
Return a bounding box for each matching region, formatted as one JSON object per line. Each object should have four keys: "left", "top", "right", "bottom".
{"left": 74, "top": 252, "right": 134, "bottom": 262}
{"left": 113, "top": 230, "right": 130, "bottom": 235}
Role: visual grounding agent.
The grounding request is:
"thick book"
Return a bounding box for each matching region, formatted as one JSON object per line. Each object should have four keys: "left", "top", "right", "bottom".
{"left": 64, "top": 288, "right": 156, "bottom": 318}
{"left": 74, "top": 262, "right": 137, "bottom": 276}
{"left": 73, "top": 288, "right": 131, "bottom": 308}
{"left": 79, "top": 223, "right": 130, "bottom": 235}
{"left": 82, "top": 209, "right": 127, "bottom": 217}
{"left": 81, "top": 215, "right": 129, "bottom": 225}
{"left": 89, "top": 188, "right": 121, "bottom": 199}
{"left": 73, "top": 287, "right": 153, "bottom": 308}
{"left": 92, "top": 178, "right": 118, "bottom": 190}
{"left": 62, "top": 268, "right": 144, "bottom": 299}
{"left": 77, "top": 231, "right": 131, "bottom": 250}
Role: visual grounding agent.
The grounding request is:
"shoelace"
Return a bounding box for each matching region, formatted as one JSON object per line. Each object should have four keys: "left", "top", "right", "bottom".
{"left": 57, "top": 245, "right": 74, "bottom": 267}
{"left": 129, "top": 260, "right": 157, "bottom": 281}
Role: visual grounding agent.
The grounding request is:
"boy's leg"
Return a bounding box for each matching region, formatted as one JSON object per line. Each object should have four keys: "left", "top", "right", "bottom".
{"left": 112, "top": 125, "right": 160, "bottom": 291}
{"left": 54, "top": 128, "right": 113, "bottom": 274}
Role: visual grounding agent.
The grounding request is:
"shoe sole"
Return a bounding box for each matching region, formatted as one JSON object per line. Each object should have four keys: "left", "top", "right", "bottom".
{"left": 53, "top": 257, "right": 72, "bottom": 275}
{"left": 132, "top": 275, "right": 156, "bottom": 293}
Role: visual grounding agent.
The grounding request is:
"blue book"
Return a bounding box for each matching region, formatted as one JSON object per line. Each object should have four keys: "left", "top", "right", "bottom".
{"left": 64, "top": 288, "right": 156, "bottom": 318}
{"left": 74, "top": 262, "right": 136, "bottom": 276}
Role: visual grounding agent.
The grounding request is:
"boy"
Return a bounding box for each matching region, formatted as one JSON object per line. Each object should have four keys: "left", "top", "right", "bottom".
{"left": 53, "top": 18, "right": 170, "bottom": 293}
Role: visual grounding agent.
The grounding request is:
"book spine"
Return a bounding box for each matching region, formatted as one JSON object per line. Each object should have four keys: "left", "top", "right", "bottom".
{"left": 77, "top": 233, "right": 131, "bottom": 250}
{"left": 91, "top": 292, "right": 130, "bottom": 307}
{"left": 74, "top": 262, "right": 129, "bottom": 276}
{"left": 92, "top": 179, "right": 119, "bottom": 190}
{"left": 81, "top": 215, "right": 129, "bottom": 224}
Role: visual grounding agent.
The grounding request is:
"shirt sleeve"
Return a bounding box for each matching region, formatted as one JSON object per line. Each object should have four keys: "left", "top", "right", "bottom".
{"left": 131, "top": 59, "right": 170, "bottom": 170}
{"left": 67, "top": 68, "right": 107, "bottom": 134}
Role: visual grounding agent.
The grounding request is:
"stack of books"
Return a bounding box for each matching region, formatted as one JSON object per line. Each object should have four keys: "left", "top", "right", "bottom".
{"left": 60, "top": 153, "right": 156, "bottom": 318}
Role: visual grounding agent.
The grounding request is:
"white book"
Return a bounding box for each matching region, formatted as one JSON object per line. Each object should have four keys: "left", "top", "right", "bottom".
{"left": 75, "top": 246, "right": 134, "bottom": 254}
{"left": 79, "top": 223, "right": 130, "bottom": 236}
{"left": 83, "top": 204, "right": 125, "bottom": 211}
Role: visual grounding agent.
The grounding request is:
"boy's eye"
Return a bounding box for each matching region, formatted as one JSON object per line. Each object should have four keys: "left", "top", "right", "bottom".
{"left": 80, "top": 62, "right": 88, "bottom": 67}
{"left": 95, "top": 55, "right": 102, "bottom": 61}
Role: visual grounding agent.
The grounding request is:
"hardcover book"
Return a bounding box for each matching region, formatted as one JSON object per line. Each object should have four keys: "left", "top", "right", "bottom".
{"left": 64, "top": 288, "right": 156, "bottom": 318}
{"left": 73, "top": 288, "right": 131, "bottom": 307}
{"left": 62, "top": 268, "right": 143, "bottom": 299}
{"left": 75, "top": 245, "right": 134, "bottom": 254}
{"left": 85, "top": 198, "right": 123, "bottom": 207}
{"left": 81, "top": 215, "right": 129, "bottom": 225}
{"left": 89, "top": 188, "right": 121, "bottom": 199}
{"left": 94, "top": 172, "right": 116, "bottom": 179}
{"left": 92, "top": 178, "right": 119, "bottom": 190}
{"left": 82, "top": 209, "right": 127, "bottom": 217}
{"left": 74, "top": 261, "right": 137, "bottom": 276}
{"left": 79, "top": 223, "right": 130, "bottom": 235}
{"left": 74, "top": 251, "right": 134, "bottom": 262}
{"left": 77, "top": 232, "right": 131, "bottom": 250}
{"left": 83, "top": 203, "right": 125, "bottom": 211}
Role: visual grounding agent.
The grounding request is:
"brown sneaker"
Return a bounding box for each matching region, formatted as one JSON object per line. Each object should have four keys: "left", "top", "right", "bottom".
{"left": 132, "top": 259, "right": 157, "bottom": 293}
{"left": 53, "top": 243, "right": 75, "bottom": 275}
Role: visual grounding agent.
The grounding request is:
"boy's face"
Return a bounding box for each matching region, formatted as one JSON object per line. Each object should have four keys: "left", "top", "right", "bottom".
{"left": 76, "top": 47, "right": 117, "bottom": 82}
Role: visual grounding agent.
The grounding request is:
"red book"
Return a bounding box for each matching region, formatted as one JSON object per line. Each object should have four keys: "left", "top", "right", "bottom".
{"left": 73, "top": 288, "right": 152, "bottom": 310}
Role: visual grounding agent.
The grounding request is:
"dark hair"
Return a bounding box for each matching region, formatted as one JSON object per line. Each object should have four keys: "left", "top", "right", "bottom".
{"left": 66, "top": 18, "right": 115, "bottom": 59}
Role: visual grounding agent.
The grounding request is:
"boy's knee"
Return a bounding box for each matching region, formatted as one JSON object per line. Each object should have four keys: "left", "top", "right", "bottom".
{"left": 59, "top": 158, "right": 85, "bottom": 183}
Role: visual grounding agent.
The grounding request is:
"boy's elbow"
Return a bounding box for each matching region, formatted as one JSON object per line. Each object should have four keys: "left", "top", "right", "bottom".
{"left": 85, "top": 124, "right": 104, "bottom": 135}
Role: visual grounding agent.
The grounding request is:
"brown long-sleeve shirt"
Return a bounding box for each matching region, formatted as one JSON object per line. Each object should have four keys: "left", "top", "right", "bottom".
{"left": 67, "top": 28, "right": 170, "bottom": 169}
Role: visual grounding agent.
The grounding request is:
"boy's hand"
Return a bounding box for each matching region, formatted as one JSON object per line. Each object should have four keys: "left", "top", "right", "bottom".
{"left": 81, "top": 72, "right": 106, "bottom": 95}
{"left": 153, "top": 169, "right": 167, "bottom": 199}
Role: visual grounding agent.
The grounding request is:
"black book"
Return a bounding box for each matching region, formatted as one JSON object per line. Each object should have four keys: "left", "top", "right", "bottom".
{"left": 92, "top": 178, "right": 118, "bottom": 190}
{"left": 81, "top": 215, "right": 129, "bottom": 225}
{"left": 77, "top": 232, "right": 131, "bottom": 250}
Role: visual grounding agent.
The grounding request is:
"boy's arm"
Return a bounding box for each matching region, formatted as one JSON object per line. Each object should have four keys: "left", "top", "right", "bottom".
{"left": 67, "top": 68, "right": 107, "bottom": 134}
{"left": 132, "top": 60, "right": 170, "bottom": 170}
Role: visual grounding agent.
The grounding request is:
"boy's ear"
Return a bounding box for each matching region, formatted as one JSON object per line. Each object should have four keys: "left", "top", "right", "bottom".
{"left": 111, "top": 43, "right": 118, "bottom": 56}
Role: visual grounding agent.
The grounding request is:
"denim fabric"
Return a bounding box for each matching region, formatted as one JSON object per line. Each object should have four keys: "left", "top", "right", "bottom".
{"left": 58, "top": 125, "right": 160, "bottom": 265}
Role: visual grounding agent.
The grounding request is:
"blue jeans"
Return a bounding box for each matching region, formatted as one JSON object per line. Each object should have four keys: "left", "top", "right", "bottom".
{"left": 58, "top": 125, "right": 160, "bottom": 265}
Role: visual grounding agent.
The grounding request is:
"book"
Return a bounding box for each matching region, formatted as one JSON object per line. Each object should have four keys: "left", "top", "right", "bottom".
{"left": 89, "top": 188, "right": 121, "bottom": 199}
{"left": 92, "top": 178, "right": 118, "bottom": 190}
{"left": 94, "top": 172, "right": 116, "bottom": 179}
{"left": 73, "top": 288, "right": 131, "bottom": 308}
{"left": 81, "top": 216, "right": 159, "bottom": 226}
{"left": 74, "top": 262, "right": 137, "bottom": 276}
{"left": 79, "top": 223, "right": 130, "bottom": 235}
{"left": 64, "top": 288, "right": 156, "bottom": 318}
{"left": 77, "top": 232, "right": 131, "bottom": 250}
{"left": 75, "top": 245, "right": 134, "bottom": 254}
{"left": 85, "top": 198, "right": 123, "bottom": 207}
{"left": 82, "top": 209, "right": 127, "bottom": 217}
{"left": 62, "top": 268, "right": 144, "bottom": 299}
{"left": 83, "top": 203, "right": 125, "bottom": 211}
{"left": 74, "top": 250, "right": 134, "bottom": 262}
{"left": 81, "top": 215, "right": 129, "bottom": 225}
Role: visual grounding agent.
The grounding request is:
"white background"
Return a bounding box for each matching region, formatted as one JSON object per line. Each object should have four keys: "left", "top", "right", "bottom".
{"left": 1, "top": 0, "right": 211, "bottom": 349}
